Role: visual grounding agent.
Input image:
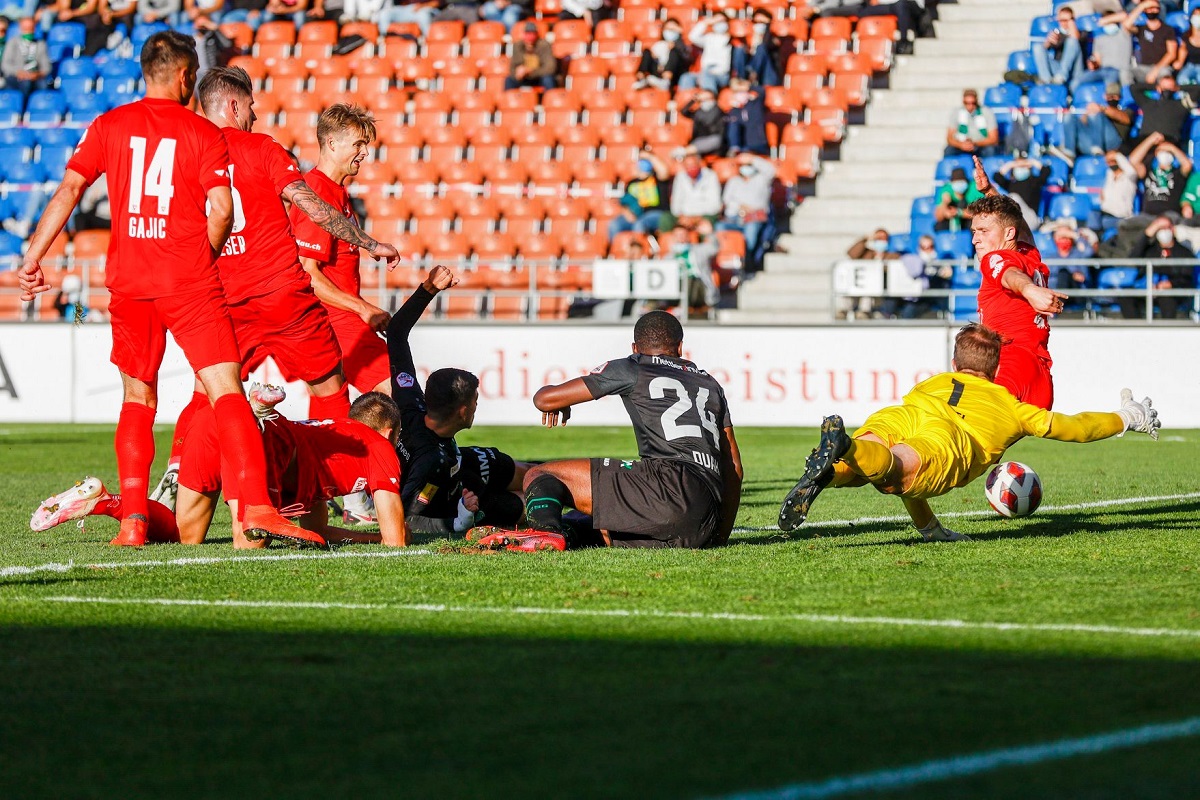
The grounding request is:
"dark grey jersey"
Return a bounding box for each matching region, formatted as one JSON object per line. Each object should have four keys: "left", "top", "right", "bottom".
{"left": 581, "top": 353, "right": 732, "bottom": 495}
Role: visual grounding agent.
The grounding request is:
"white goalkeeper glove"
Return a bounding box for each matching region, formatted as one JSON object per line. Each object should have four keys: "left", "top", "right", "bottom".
{"left": 1116, "top": 388, "right": 1160, "bottom": 440}
{"left": 918, "top": 518, "right": 971, "bottom": 542}
{"left": 453, "top": 498, "right": 482, "bottom": 534}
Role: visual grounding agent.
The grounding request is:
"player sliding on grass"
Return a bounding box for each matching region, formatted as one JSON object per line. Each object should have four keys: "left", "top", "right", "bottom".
{"left": 470, "top": 310, "right": 743, "bottom": 551}
{"left": 778, "top": 324, "right": 1160, "bottom": 542}
{"left": 32, "top": 391, "right": 408, "bottom": 549}
{"left": 385, "top": 265, "right": 531, "bottom": 535}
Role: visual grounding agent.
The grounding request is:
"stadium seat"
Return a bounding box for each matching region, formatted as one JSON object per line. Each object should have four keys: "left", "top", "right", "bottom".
{"left": 1027, "top": 84, "right": 1068, "bottom": 111}
{"left": 56, "top": 56, "right": 98, "bottom": 79}
{"left": 24, "top": 90, "right": 66, "bottom": 124}
{"left": 934, "top": 231, "right": 974, "bottom": 260}
{"left": 37, "top": 127, "right": 83, "bottom": 149}
{"left": 934, "top": 156, "right": 974, "bottom": 183}
{"left": 1028, "top": 15, "right": 1056, "bottom": 39}
{"left": 39, "top": 147, "right": 75, "bottom": 180}
{"left": 47, "top": 22, "right": 86, "bottom": 61}
{"left": 99, "top": 59, "right": 142, "bottom": 91}
{"left": 0, "top": 127, "right": 35, "bottom": 149}
{"left": 1071, "top": 156, "right": 1109, "bottom": 191}
{"left": 910, "top": 195, "right": 937, "bottom": 238}
{"left": 1071, "top": 82, "right": 1107, "bottom": 110}
{"left": 131, "top": 22, "right": 169, "bottom": 55}
{"left": 1097, "top": 266, "right": 1141, "bottom": 289}
{"left": 888, "top": 232, "right": 912, "bottom": 254}
{"left": 1006, "top": 49, "right": 1035, "bottom": 77}
{"left": 67, "top": 92, "right": 109, "bottom": 122}
{"left": 1046, "top": 192, "right": 1094, "bottom": 226}
{"left": 0, "top": 89, "right": 24, "bottom": 124}
{"left": 949, "top": 266, "right": 981, "bottom": 320}
{"left": 809, "top": 16, "right": 852, "bottom": 40}
{"left": 983, "top": 83, "right": 1022, "bottom": 110}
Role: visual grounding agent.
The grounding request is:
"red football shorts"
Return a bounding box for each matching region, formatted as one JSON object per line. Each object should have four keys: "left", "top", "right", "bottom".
{"left": 109, "top": 285, "right": 240, "bottom": 383}
{"left": 177, "top": 405, "right": 222, "bottom": 495}
{"left": 234, "top": 282, "right": 343, "bottom": 383}
{"left": 328, "top": 309, "right": 390, "bottom": 393}
{"left": 995, "top": 343, "right": 1054, "bottom": 410}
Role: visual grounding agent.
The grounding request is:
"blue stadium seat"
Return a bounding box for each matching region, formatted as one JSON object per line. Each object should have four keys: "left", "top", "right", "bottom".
{"left": 131, "top": 22, "right": 169, "bottom": 55}
{"left": 934, "top": 231, "right": 974, "bottom": 260}
{"left": 1166, "top": 11, "right": 1190, "bottom": 34}
{"left": 0, "top": 231, "right": 24, "bottom": 259}
{"left": 0, "top": 145, "right": 31, "bottom": 175}
{"left": 99, "top": 59, "right": 142, "bottom": 91}
{"left": 1007, "top": 50, "right": 1035, "bottom": 76}
{"left": 37, "top": 126, "right": 84, "bottom": 148}
{"left": 67, "top": 92, "right": 109, "bottom": 121}
{"left": 910, "top": 213, "right": 935, "bottom": 238}
{"left": 1047, "top": 192, "right": 1093, "bottom": 225}
{"left": 888, "top": 232, "right": 912, "bottom": 254}
{"left": 934, "top": 155, "right": 974, "bottom": 182}
{"left": 1075, "top": 13, "right": 1101, "bottom": 33}
{"left": 101, "top": 85, "right": 142, "bottom": 109}
{"left": 984, "top": 83, "right": 1023, "bottom": 109}
{"left": 1071, "top": 155, "right": 1108, "bottom": 190}
{"left": 1029, "top": 15, "right": 1056, "bottom": 39}
{"left": 1033, "top": 231, "right": 1056, "bottom": 260}
{"left": 5, "top": 160, "right": 47, "bottom": 184}
{"left": 1028, "top": 84, "right": 1068, "bottom": 110}
{"left": 38, "top": 146, "right": 75, "bottom": 180}
{"left": 47, "top": 22, "right": 87, "bottom": 61}
{"left": 24, "top": 89, "right": 66, "bottom": 124}
{"left": 981, "top": 155, "right": 1006, "bottom": 178}
{"left": 1098, "top": 267, "right": 1141, "bottom": 290}
{"left": 58, "top": 75, "right": 94, "bottom": 97}
{"left": 0, "top": 127, "right": 36, "bottom": 149}
{"left": 1033, "top": 114, "right": 1065, "bottom": 149}
{"left": 4, "top": 189, "right": 48, "bottom": 220}
{"left": 56, "top": 57, "right": 98, "bottom": 80}
{"left": 1071, "top": 82, "right": 1106, "bottom": 110}
{"left": 1042, "top": 155, "right": 1071, "bottom": 187}
{"left": 949, "top": 266, "right": 981, "bottom": 321}
{"left": 0, "top": 89, "right": 24, "bottom": 124}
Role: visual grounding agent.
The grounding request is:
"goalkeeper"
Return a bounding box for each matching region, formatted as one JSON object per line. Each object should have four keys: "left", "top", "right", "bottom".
{"left": 779, "top": 323, "right": 1161, "bottom": 542}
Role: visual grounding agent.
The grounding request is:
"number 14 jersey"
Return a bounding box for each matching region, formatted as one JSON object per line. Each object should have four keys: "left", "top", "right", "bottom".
{"left": 582, "top": 353, "right": 732, "bottom": 496}
{"left": 67, "top": 97, "right": 232, "bottom": 299}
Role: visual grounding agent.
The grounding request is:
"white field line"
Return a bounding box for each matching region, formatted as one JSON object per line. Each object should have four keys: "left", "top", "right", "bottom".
{"left": 738, "top": 490, "right": 1200, "bottom": 533}
{"left": 1, "top": 490, "right": 1197, "bottom": 580}
{"left": 716, "top": 715, "right": 1200, "bottom": 800}
{"left": 22, "top": 595, "right": 1200, "bottom": 640}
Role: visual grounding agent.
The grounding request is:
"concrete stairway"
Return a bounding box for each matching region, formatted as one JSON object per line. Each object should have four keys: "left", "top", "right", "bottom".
{"left": 725, "top": 0, "right": 1047, "bottom": 323}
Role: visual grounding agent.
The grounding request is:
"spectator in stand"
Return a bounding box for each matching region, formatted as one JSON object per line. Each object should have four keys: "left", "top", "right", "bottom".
{"left": 557, "top": 0, "right": 602, "bottom": 26}
{"left": 671, "top": 219, "right": 720, "bottom": 315}
{"left": 633, "top": 17, "right": 690, "bottom": 91}
{"left": 139, "top": 0, "right": 182, "bottom": 26}
{"left": 340, "top": 0, "right": 386, "bottom": 21}
{"left": 55, "top": 0, "right": 110, "bottom": 55}
{"left": 1128, "top": 72, "right": 1192, "bottom": 148}
{"left": 800, "top": 0, "right": 917, "bottom": 55}
{"left": 1, "top": 16, "right": 48, "bottom": 97}
{"left": 1179, "top": 168, "right": 1200, "bottom": 219}
{"left": 1046, "top": 223, "right": 1096, "bottom": 290}
{"left": 435, "top": 0, "right": 481, "bottom": 25}
{"left": 1070, "top": 13, "right": 1134, "bottom": 95}
{"left": 73, "top": 174, "right": 110, "bottom": 232}
{"left": 221, "top": 0, "right": 269, "bottom": 29}
{"left": 1172, "top": 8, "right": 1200, "bottom": 84}
{"left": 478, "top": 0, "right": 524, "bottom": 32}
{"left": 1125, "top": 0, "right": 1177, "bottom": 83}
{"left": 718, "top": 152, "right": 775, "bottom": 273}
{"left": 1121, "top": 216, "right": 1195, "bottom": 319}
{"left": 262, "top": 0, "right": 306, "bottom": 25}
{"left": 607, "top": 151, "right": 671, "bottom": 241}
{"left": 992, "top": 153, "right": 1050, "bottom": 230}
{"left": 1098, "top": 149, "right": 1137, "bottom": 233}
{"left": 839, "top": 228, "right": 895, "bottom": 319}
{"left": 375, "top": 0, "right": 436, "bottom": 35}
{"left": 1033, "top": 6, "right": 1086, "bottom": 87}
{"left": 1051, "top": 82, "right": 1133, "bottom": 165}
{"left": 679, "top": 12, "right": 733, "bottom": 93}
{"left": 732, "top": 7, "right": 781, "bottom": 86}
{"left": 662, "top": 153, "right": 722, "bottom": 232}
{"left": 725, "top": 76, "right": 768, "bottom": 155}
{"left": 102, "top": 0, "right": 138, "bottom": 34}
{"left": 905, "top": 234, "right": 954, "bottom": 317}
{"left": 944, "top": 89, "right": 999, "bottom": 158}
{"left": 934, "top": 167, "right": 985, "bottom": 232}
{"left": 504, "top": 21, "right": 556, "bottom": 90}
{"left": 1131, "top": 131, "right": 1191, "bottom": 218}
{"left": 678, "top": 88, "right": 726, "bottom": 156}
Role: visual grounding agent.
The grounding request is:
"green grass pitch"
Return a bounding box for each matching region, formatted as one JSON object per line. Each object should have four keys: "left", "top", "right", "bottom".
{"left": 1, "top": 422, "right": 1198, "bottom": 799}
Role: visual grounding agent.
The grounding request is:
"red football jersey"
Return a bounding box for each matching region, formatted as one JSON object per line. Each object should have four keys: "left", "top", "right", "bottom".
{"left": 287, "top": 168, "right": 362, "bottom": 302}
{"left": 262, "top": 416, "right": 400, "bottom": 509}
{"left": 216, "top": 128, "right": 309, "bottom": 304}
{"left": 67, "top": 97, "right": 231, "bottom": 299}
{"left": 978, "top": 242, "right": 1052, "bottom": 363}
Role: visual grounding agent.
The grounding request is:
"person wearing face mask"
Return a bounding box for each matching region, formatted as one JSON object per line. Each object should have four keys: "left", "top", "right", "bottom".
{"left": 504, "top": 21, "right": 558, "bottom": 90}
{"left": 1044, "top": 223, "right": 1096, "bottom": 291}
{"left": 934, "top": 167, "right": 985, "bottom": 232}
{"left": 634, "top": 17, "right": 691, "bottom": 91}
{"left": 718, "top": 153, "right": 776, "bottom": 272}
{"left": 731, "top": 9, "right": 781, "bottom": 86}
{"left": 724, "top": 76, "right": 769, "bottom": 155}
{"left": 992, "top": 155, "right": 1049, "bottom": 231}
{"left": 1124, "top": 0, "right": 1178, "bottom": 84}
{"left": 1049, "top": 82, "right": 1132, "bottom": 165}
{"left": 1128, "top": 73, "right": 1192, "bottom": 150}
{"left": 1130, "top": 131, "right": 1192, "bottom": 218}
{"left": 0, "top": 16, "right": 48, "bottom": 96}
{"left": 944, "top": 89, "right": 1000, "bottom": 158}
{"left": 679, "top": 13, "right": 733, "bottom": 93}
{"left": 1033, "top": 7, "right": 1086, "bottom": 88}
{"left": 1098, "top": 150, "right": 1137, "bottom": 233}
{"left": 841, "top": 228, "right": 895, "bottom": 319}
{"left": 662, "top": 154, "right": 723, "bottom": 233}
{"left": 680, "top": 89, "right": 727, "bottom": 156}
{"left": 607, "top": 150, "right": 671, "bottom": 242}
{"left": 1071, "top": 12, "right": 1133, "bottom": 93}
{"left": 1121, "top": 216, "right": 1195, "bottom": 319}
{"left": 1171, "top": 10, "right": 1200, "bottom": 84}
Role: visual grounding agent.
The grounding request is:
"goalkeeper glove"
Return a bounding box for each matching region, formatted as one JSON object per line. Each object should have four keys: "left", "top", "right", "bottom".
{"left": 918, "top": 518, "right": 971, "bottom": 542}
{"left": 1116, "top": 388, "right": 1160, "bottom": 440}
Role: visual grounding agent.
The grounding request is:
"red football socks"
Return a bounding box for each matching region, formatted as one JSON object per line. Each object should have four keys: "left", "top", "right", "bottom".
{"left": 169, "top": 390, "right": 209, "bottom": 465}
{"left": 213, "top": 393, "right": 272, "bottom": 514}
{"left": 115, "top": 402, "right": 156, "bottom": 521}
{"left": 145, "top": 500, "right": 180, "bottom": 543}
{"left": 308, "top": 383, "right": 351, "bottom": 420}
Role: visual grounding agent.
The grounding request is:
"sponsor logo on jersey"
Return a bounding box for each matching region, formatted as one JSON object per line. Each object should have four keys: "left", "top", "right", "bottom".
{"left": 417, "top": 483, "right": 438, "bottom": 506}
{"left": 590, "top": 362, "right": 608, "bottom": 374}
{"left": 620, "top": 460, "right": 634, "bottom": 470}
{"left": 215, "top": 168, "right": 227, "bottom": 177}
{"left": 296, "top": 239, "right": 323, "bottom": 251}
{"left": 988, "top": 253, "right": 1005, "bottom": 278}
{"left": 396, "top": 372, "right": 415, "bottom": 388}
{"left": 351, "top": 477, "right": 368, "bottom": 493}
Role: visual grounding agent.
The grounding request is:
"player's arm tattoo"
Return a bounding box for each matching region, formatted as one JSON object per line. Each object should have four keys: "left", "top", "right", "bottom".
{"left": 283, "top": 180, "right": 379, "bottom": 253}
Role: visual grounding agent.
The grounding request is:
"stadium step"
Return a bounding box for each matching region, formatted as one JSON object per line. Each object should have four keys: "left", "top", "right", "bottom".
{"left": 819, "top": 158, "right": 934, "bottom": 183}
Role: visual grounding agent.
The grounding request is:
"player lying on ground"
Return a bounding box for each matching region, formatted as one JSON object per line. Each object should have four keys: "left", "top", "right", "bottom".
{"left": 17, "top": 31, "right": 312, "bottom": 548}
{"left": 470, "top": 310, "right": 743, "bottom": 552}
{"left": 778, "top": 323, "right": 1160, "bottom": 542}
{"left": 32, "top": 391, "right": 408, "bottom": 549}
{"left": 148, "top": 66, "right": 404, "bottom": 510}
{"left": 385, "top": 265, "right": 532, "bottom": 535}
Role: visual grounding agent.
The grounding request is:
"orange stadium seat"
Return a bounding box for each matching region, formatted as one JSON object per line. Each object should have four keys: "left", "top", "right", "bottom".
{"left": 486, "top": 160, "right": 530, "bottom": 190}
{"left": 411, "top": 92, "right": 452, "bottom": 127}
{"left": 568, "top": 55, "right": 609, "bottom": 78}
{"left": 220, "top": 21, "right": 254, "bottom": 51}
{"left": 586, "top": 193, "right": 623, "bottom": 221}
{"left": 627, "top": 86, "right": 670, "bottom": 110}
{"left": 441, "top": 160, "right": 484, "bottom": 186}
{"left": 228, "top": 55, "right": 268, "bottom": 86}
{"left": 427, "top": 19, "right": 466, "bottom": 43}
{"left": 832, "top": 70, "right": 870, "bottom": 107}
{"left": 786, "top": 52, "right": 829, "bottom": 76}
{"left": 355, "top": 159, "right": 397, "bottom": 186}
{"left": 559, "top": 230, "right": 608, "bottom": 261}
{"left": 780, "top": 143, "right": 820, "bottom": 179}
{"left": 72, "top": 230, "right": 110, "bottom": 267}
{"left": 474, "top": 236, "right": 519, "bottom": 265}
{"left": 557, "top": 125, "right": 599, "bottom": 161}
{"left": 809, "top": 17, "right": 851, "bottom": 40}
{"left": 340, "top": 21, "right": 379, "bottom": 42}
{"left": 379, "top": 36, "right": 419, "bottom": 66}
{"left": 387, "top": 262, "right": 425, "bottom": 288}
{"left": 608, "top": 54, "right": 641, "bottom": 77}
{"left": 516, "top": 236, "right": 563, "bottom": 268}
{"left": 383, "top": 21, "right": 421, "bottom": 39}
{"left": 256, "top": 20, "right": 296, "bottom": 44}
{"left": 459, "top": 216, "right": 498, "bottom": 250}
{"left": 297, "top": 20, "right": 338, "bottom": 57}
{"left": 825, "top": 51, "right": 873, "bottom": 75}
{"left": 397, "top": 160, "right": 441, "bottom": 192}
{"left": 425, "top": 128, "right": 468, "bottom": 165}
{"left": 534, "top": 0, "right": 562, "bottom": 15}
{"left": 470, "top": 142, "right": 510, "bottom": 172}
{"left": 311, "top": 76, "right": 349, "bottom": 106}
{"left": 502, "top": 212, "right": 544, "bottom": 241}
{"left": 379, "top": 119, "right": 422, "bottom": 154}
{"left": 855, "top": 16, "right": 897, "bottom": 41}
{"left": 856, "top": 36, "right": 894, "bottom": 72}
{"left": 783, "top": 72, "right": 822, "bottom": 108}
{"left": 528, "top": 159, "right": 573, "bottom": 187}
{"left": 277, "top": 93, "right": 324, "bottom": 125}
{"left": 363, "top": 194, "right": 410, "bottom": 222}
{"left": 426, "top": 232, "right": 472, "bottom": 266}
{"left": 397, "top": 57, "right": 436, "bottom": 87}
{"left": 644, "top": 123, "right": 689, "bottom": 151}
{"left": 809, "top": 35, "right": 849, "bottom": 57}
{"left": 466, "top": 20, "right": 505, "bottom": 55}
{"left": 610, "top": 232, "right": 651, "bottom": 259}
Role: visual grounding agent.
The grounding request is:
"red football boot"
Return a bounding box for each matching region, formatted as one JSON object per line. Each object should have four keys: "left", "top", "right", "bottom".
{"left": 110, "top": 515, "right": 148, "bottom": 547}
{"left": 470, "top": 527, "right": 567, "bottom": 552}
{"left": 242, "top": 506, "right": 329, "bottom": 550}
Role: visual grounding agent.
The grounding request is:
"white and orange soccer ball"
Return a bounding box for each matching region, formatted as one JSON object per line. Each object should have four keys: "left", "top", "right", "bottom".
{"left": 984, "top": 461, "right": 1043, "bottom": 518}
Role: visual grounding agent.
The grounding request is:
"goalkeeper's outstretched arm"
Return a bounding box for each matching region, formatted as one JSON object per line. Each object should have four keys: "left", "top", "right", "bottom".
{"left": 1043, "top": 390, "right": 1161, "bottom": 443}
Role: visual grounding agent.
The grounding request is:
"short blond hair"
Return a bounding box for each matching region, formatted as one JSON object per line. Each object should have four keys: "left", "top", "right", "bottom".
{"left": 316, "top": 103, "right": 377, "bottom": 150}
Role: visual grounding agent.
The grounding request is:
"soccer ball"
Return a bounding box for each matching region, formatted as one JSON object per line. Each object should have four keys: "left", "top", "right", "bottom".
{"left": 984, "top": 461, "right": 1043, "bottom": 518}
